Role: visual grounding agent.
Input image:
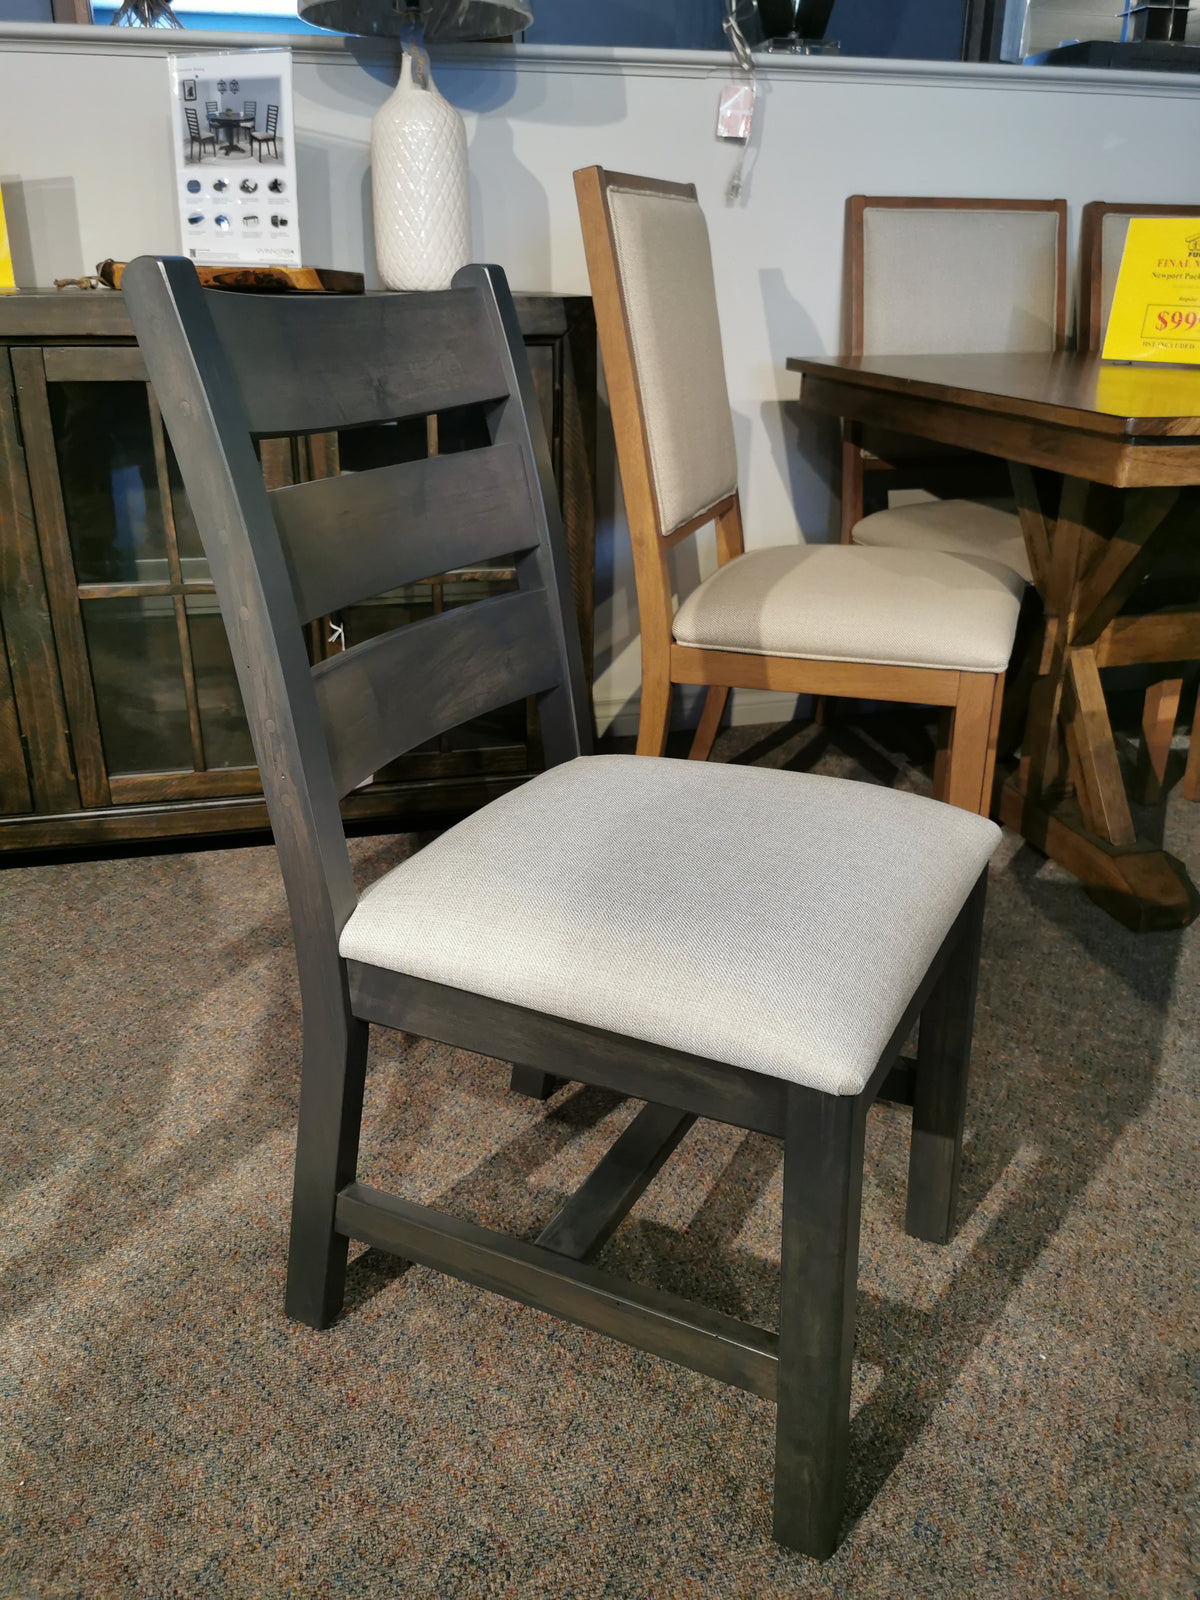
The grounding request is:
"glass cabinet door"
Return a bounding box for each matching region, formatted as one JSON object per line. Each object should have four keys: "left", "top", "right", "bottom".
{"left": 14, "top": 346, "right": 261, "bottom": 805}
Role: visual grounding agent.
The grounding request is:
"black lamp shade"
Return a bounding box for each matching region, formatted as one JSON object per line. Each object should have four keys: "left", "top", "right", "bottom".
{"left": 298, "top": 0, "right": 532, "bottom": 38}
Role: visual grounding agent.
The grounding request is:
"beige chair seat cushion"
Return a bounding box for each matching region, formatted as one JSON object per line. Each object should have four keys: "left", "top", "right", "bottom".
{"left": 853, "top": 499, "right": 1033, "bottom": 586}
{"left": 671, "top": 544, "right": 1022, "bottom": 674}
{"left": 340, "top": 755, "right": 999, "bottom": 1096}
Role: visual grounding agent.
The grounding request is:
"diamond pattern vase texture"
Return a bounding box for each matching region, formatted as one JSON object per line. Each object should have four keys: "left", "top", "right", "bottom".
{"left": 371, "top": 50, "right": 471, "bottom": 292}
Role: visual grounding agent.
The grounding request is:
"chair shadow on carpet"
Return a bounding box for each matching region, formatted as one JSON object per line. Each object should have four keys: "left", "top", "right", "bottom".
{"left": 336, "top": 826, "right": 1182, "bottom": 1548}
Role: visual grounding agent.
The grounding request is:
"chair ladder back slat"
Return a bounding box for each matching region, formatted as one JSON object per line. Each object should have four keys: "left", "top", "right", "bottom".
{"left": 271, "top": 442, "right": 541, "bottom": 625}
{"left": 123, "top": 256, "right": 588, "bottom": 991}
{"left": 203, "top": 286, "right": 510, "bottom": 437}
{"left": 120, "top": 254, "right": 358, "bottom": 985}
{"left": 313, "top": 587, "right": 561, "bottom": 797}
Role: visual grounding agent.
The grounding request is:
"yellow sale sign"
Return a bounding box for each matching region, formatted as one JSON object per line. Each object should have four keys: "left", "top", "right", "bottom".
{"left": 1102, "top": 217, "right": 1200, "bottom": 364}
{"left": 0, "top": 187, "right": 13, "bottom": 291}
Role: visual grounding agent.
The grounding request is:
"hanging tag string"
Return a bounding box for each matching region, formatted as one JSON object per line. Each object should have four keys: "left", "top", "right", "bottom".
{"left": 722, "top": 0, "right": 757, "bottom": 202}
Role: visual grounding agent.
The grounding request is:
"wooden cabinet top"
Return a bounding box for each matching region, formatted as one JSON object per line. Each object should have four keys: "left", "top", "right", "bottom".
{"left": 0, "top": 287, "right": 586, "bottom": 343}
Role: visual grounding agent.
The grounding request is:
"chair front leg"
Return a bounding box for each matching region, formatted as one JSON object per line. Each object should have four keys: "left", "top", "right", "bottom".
{"left": 905, "top": 873, "right": 986, "bottom": 1244}
{"left": 773, "top": 1083, "right": 867, "bottom": 1560}
{"left": 285, "top": 1005, "right": 370, "bottom": 1330}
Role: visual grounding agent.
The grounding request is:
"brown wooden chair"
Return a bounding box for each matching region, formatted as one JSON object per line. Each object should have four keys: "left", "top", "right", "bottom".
{"left": 574, "top": 166, "right": 1022, "bottom": 816}
{"left": 841, "top": 194, "right": 1068, "bottom": 577}
{"left": 1078, "top": 200, "right": 1200, "bottom": 805}
{"left": 123, "top": 251, "right": 1001, "bottom": 1560}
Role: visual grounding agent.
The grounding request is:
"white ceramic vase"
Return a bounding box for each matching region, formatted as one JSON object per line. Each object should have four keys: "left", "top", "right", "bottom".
{"left": 370, "top": 49, "right": 471, "bottom": 292}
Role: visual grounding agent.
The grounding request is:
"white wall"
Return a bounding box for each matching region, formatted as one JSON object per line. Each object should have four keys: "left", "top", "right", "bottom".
{"left": 1, "top": 25, "right": 1197, "bottom": 731}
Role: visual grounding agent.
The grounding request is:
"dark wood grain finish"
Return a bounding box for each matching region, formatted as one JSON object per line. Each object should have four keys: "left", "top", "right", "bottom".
{"left": 0, "top": 353, "right": 78, "bottom": 813}
{"left": 0, "top": 287, "right": 596, "bottom": 854}
{"left": 271, "top": 443, "right": 537, "bottom": 625}
{"left": 203, "top": 287, "right": 510, "bottom": 436}
{"left": 792, "top": 353, "right": 1200, "bottom": 439}
{"left": 312, "top": 588, "right": 560, "bottom": 797}
{"left": 346, "top": 961, "right": 791, "bottom": 1138}
{"left": 123, "top": 255, "right": 992, "bottom": 1562}
{"left": 0, "top": 606, "right": 32, "bottom": 814}
{"left": 335, "top": 1182, "right": 781, "bottom": 1401}
{"left": 536, "top": 1102, "right": 696, "bottom": 1262}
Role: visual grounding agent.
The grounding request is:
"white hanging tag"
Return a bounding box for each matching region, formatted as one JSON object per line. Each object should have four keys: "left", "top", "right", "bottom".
{"left": 716, "top": 80, "right": 756, "bottom": 141}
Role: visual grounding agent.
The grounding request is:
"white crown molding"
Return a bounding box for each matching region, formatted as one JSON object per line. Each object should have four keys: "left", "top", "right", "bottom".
{"left": 1, "top": 24, "right": 1198, "bottom": 96}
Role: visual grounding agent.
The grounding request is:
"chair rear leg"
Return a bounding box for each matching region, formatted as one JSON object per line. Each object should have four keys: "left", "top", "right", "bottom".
{"left": 773, "top": 1084, "right": 867, "bottom": 1560}
{"left": 509, "top": 1065, "right": 560, "bottom": 1100}
{"left": 688, "top": 685, "right": 729, "bottom": 761}
{"left": 285, "top": 1009, "right": 370, "bottom": 1329}
{"left": 1184, "top": 711, "right": 1200, "bottom": 802}
{"left": 940, "top": 672, "right": 1002, "bottom": 815}
{"left": 635, "top": 674, "right": 673, "bottom": 757}
{"left": 906, "top": 873, "right": 986, "bottom": 1245}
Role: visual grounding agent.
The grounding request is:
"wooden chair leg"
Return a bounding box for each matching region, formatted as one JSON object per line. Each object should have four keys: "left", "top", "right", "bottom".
{"left": 688, "top": 685, "right": 729, "bottom": 761}
{"left": 773, "top": 1084, "right": 866, "bottom": 1560}
{"left": 1183, "top": 711, "right": 1200, "bottom": 802}
{"left": 284, "top": 1010, "right": 370, "bottom": 1330}
{"left": 940, "top": 673, "right": 1001, "bottom": 816}
{"left": 1136, "top": 678, "right": 1181, "bottom": 803}
{"left": 906, "top": 874, "right": 985, "bottom": 1245}
{"left": 932, "top": 708, "right": 952, "bottom": 800}
{"left": 509, "top": 1065, "right": 559, "bottom": 1100}
{"left": 840, "top": 437, "right": 864, "bottom": 545}
{"left": 635, "top": 674, "right": 673, "bottom": 757}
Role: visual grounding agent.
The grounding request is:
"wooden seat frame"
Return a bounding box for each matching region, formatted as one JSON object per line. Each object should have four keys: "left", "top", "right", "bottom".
{"left": 575, "top": 167, "right": 1006, "bottom": 815}
{"left": 1078, "top": 200, "right": 1200, "bottom": 807}
{"left": 840, "top": 194, "right": 1069, "bottom": 543}
{"left": 124, "top": 253, "right": 989, "bottom": 1560}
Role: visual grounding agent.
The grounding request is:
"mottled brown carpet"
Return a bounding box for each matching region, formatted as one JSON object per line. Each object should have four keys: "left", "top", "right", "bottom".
{"left": 1, "top": 717, "right": 1197, "bottom": 1597}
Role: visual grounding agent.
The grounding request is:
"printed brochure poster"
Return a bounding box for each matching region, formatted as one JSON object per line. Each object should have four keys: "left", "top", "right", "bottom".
{"left": 1102, "top": 217, "right": 1200, "bottom": 365}
{"left": 168, "top": 50, "right": 302, "bottom": 268}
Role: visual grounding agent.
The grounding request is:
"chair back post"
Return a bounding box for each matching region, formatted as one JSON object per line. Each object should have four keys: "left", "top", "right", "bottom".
{"left": 123, "top": 256, "right": 591, "bottom": 1039}
{"left": 1078, "top": 201, "right": 1200, "bottom": 353}
{"left": 121, "top": 255, "right": 355, "bottom": 1038}
{"left": 575, "top": 166, "right": 747, "bottom": 709}
{"left": 455, "top": 261, "right": 593, "bottom": 764}
{"left": 574, "top": 166, "right": 679, "bottom": 671}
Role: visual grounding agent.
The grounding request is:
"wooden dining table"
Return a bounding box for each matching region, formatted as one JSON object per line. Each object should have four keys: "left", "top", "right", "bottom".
{"left": 787, "top": 350, "right": 1200, "bottom": 931}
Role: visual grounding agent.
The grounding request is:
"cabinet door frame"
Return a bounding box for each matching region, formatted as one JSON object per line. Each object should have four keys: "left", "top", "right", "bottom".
{"left": 0, "top": 349, "right": 78, "bottom": 813}
{"left": 15, "top": 343, "right": 260, "bottom": 807}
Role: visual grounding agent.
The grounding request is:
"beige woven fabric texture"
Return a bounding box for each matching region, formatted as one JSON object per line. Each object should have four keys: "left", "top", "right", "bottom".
{"left": 852, "top": 499, "right": 1033, "bottom": 586}
{"left": 339, "top": 755, "right": 1000, "bottom": 1095}
{"left": 607, "top": 185, "right": 739, "bottom": 535}
{"left": 861, "top": 208, "right": 1060, "bottom": 356}
{"left": 671, "top": 544, "right": 1022, "bottom": 672}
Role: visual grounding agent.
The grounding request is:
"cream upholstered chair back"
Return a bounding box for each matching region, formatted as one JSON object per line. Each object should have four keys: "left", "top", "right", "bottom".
{"left": 1078, "top": 202, "right": 1200, "bottom": 352}
{"left": 602, "top": 177, "right": 740, "bottom": 537}
{"left": 849, "top": 198, "right": 1068, "bottom": 357}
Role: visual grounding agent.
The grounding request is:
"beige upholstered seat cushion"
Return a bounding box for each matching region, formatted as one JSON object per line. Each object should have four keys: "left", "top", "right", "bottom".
{"left": 340, "top": 755, "right": 999, "bottom": 1095}
{"left": 852, "top": 500, "right": 1033, "bottom": 586}
{"left": 671, "top": 544, "right": 1022, "bottom": 673}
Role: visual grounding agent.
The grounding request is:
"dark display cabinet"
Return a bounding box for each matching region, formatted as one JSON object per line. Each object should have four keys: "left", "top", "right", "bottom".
{"left": 0, "top": 288, "right": 596, "bottom": 853}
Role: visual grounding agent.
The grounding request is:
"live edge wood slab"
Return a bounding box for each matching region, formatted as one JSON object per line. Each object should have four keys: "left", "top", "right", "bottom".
{"left": 789, "top": 350, "right": 1200, "bottom": 932}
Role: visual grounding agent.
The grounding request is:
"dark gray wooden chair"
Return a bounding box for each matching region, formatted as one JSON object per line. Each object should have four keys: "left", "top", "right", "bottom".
{"left": 122, "top": 254, "right": 1000, "bottom": 1561}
